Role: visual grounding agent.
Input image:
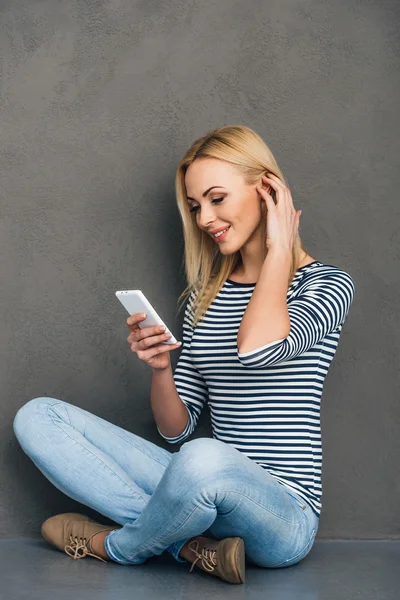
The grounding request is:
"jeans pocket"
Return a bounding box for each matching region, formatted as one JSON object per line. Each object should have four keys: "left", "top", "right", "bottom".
{"left": 286, "top": 489, "right": 308, "bottom": 511}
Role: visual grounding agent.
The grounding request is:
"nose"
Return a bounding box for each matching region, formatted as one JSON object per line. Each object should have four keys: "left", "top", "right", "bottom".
{"left": 197, "top": 206, "right": 217, "bottom": 231}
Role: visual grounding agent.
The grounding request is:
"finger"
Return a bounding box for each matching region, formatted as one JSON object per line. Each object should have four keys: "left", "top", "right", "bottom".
{"left": 261, "top": 175, "right": 284, "bottom": 205}
{"left": 280, "top": 188, "right": 295, "bottom": 214}
{"left": 262, "top": 172, "right": 283, "bottom": 183}
{"left": 127, "top": 320, "right": 143, "bottom": 334}
{"left": 263, "top": 175, "right": 295, "bottom": 212}
{"left": 127, "top": 329, "right": 144, "bottom": 345}
{"left": 256, "top": 185, "right": 276, "bottom": 209}
{"left": 135, "top": 331, "right": 173, "bottom": 349}
{"left": 136, "top": 342, "right": 182, "bottom": 358}
{"left": 128, "top": 326, "right": 141, "bottom": 337}
{"left": 288, "top": 191, "right": 296, "bottom": 212}
{"left": 262, "top": 174, "right": 285, "bottom": 191}
{"left": 127, "top": 329, "right": 145, "bottom": 344}
{"left": 127, "top": 314, "right": 146, "bottom": 327}
{"left": 292, "top": 210, "right": 301, "bottom": 235}
{"left": 154, "top": 342, "right": 182, "bottom": 353}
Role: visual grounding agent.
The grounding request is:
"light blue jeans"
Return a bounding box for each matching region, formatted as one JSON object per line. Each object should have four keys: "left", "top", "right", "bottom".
{"left": 13, "top": 397, "right": 319, "bottom": 568}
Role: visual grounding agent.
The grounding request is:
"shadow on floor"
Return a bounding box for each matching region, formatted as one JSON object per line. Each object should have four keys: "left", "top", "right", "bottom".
{"left": 1, "top": 539, "right": 399, "bottom": 599}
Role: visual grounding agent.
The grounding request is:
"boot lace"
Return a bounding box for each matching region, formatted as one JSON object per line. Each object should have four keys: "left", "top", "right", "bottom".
{"left": 188, "top": 540, "right": 217, "bottom": 573}
{"left": 65, "top": 534, "right": 107, "bottom": 563}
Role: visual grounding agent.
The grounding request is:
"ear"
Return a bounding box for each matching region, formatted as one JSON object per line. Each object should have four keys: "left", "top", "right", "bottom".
{"left": 258, "top": 180, "right": 272, "bottom": 195}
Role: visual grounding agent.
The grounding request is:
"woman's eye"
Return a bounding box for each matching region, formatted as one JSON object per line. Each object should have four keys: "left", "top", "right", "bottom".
{"left": 189, "top": 197, "right": 224, "bottom": 213}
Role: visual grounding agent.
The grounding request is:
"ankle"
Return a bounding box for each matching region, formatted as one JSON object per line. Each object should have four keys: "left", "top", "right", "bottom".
{"left": 90, "top": 531, "right": 110, "bottom": 560}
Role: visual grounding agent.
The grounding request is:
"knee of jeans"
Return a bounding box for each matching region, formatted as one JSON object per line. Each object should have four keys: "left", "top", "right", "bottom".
{"left": 13, "top": 397, "right": 58, "bottom": 443}
{"left": 177, "top": 438, "right": 228, "bottom": 479}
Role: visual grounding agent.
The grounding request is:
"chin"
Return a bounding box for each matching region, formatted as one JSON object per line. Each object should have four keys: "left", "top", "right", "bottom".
{"left": 219, "top": 242, "right": 240, "bottom": 255}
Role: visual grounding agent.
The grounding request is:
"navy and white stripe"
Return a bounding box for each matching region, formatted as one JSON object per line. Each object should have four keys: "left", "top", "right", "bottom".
{"left": 157, "top": 261, "right": 355, "bottom": 518}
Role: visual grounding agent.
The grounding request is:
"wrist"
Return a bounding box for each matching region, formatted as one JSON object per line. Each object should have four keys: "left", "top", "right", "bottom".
{"left": 265, "top": 246, "right": 292, "bottom": 261}
{"left": 152, "top": 364, "right": 171, "bottom": 374}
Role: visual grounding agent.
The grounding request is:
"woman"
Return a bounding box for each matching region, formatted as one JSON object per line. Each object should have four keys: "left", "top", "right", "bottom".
{"left": 13, "top": 125, "right": 355, "bottom": 585}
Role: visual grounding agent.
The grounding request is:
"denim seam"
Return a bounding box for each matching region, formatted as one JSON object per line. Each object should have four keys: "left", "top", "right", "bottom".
{"left": 271, "top": 527, "right": 317, "bottom": 567}
{"left": 51, "top": 400, "right": 170, "bottom": 471}
{"left": 46, "top": 403, "right": 145, "bottom": 500}
{"left": 218, "top": 489, "right": 305, "bottom": 525}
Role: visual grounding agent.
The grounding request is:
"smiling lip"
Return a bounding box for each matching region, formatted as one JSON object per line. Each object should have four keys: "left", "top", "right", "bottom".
{"left": 213, "top": 226, "right": 230, "bottom": 242}
{"left": 209, "top": 225, "right": 230, "bottom": 235}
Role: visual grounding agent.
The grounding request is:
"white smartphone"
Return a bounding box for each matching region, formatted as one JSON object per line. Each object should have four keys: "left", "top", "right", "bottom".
{"left": 115, "top": 290, "right": 178, "bottom": 345}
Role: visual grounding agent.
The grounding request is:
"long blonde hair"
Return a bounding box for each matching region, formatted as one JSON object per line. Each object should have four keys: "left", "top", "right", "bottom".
{"left": 175, "top": 125, "right": 310, "bottom": 327}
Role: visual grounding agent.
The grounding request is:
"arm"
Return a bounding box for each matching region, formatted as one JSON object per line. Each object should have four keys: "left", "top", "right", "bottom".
{"left": 156, "top": 290, "right": 208, "bottom": 443}
{"left": 150, "top": 363, "right": 190, "bottom": 439}
{"left": 237, "top": 256, "right": 355, "bottom": 368}
{"left": 237, "top": 247, "right": 292, "bottom": 353}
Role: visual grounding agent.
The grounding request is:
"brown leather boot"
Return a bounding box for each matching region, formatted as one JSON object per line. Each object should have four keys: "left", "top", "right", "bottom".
{"left": 41, "top": 513, "right": 121, "bottom": 563}
{"left": 187, "top": 536, "right": 245, "bottom": 584}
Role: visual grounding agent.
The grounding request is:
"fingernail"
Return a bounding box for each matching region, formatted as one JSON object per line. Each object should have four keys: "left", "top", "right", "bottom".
{"left": 176, "top": 341, "right": 182, "bottom": 345}
{"left": 141, "top": 313, "right": 146, "bottom": 318}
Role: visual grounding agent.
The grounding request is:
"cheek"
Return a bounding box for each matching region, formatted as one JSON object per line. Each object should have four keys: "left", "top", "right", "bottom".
{"left": 246, "top": 193, "right": 264, "bottom": 218}
{"left": 243, "top": 202, "right": 264, "bottom": 227}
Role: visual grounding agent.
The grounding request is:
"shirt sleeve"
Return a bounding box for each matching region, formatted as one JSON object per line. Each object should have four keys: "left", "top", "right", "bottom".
{"left": 237, "top": 269, "right": 355, "bottom": 369}
{"left": 157, "top": 290, "right": 209, "bottom": 444}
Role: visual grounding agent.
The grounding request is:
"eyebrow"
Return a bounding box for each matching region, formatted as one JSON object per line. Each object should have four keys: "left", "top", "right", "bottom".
{"left": 187, "top": 186, "right": 225, "bottom": 202}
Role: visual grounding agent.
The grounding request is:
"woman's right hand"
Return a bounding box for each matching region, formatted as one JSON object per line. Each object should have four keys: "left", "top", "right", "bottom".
{"left": 126, "top": 314, "right": 182, "bottom": 371}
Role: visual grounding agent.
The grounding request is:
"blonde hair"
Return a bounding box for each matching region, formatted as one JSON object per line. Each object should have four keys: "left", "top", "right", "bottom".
{"left": 175, "top": 125, "right": 310, "bottom": 327}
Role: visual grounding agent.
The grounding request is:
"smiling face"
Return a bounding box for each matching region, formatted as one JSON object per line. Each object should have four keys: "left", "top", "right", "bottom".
{"left": 185, "top": 158, "right": 267, "bottom": 254}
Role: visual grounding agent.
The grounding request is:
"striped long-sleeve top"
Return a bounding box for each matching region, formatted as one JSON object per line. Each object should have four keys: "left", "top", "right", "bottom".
{"left": 157, "top": 260, "right": 355, "bottom": 517}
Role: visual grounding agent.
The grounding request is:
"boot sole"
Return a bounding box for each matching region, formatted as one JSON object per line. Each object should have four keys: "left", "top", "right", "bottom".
{"left": 235, "top": 537, "right": 245, "bottom": 583}
{"left": 227, "top": 537, "right": 245, "bottom": 584}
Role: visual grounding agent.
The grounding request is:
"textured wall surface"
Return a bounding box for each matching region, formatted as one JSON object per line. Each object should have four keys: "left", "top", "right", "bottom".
{"left": 1, "top": 0, "right": 399, "bottom": 539}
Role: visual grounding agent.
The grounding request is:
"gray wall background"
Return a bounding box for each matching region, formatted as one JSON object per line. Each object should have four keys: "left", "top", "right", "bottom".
{"left": 1, "top": 0, "right": 399, "bottom": 539}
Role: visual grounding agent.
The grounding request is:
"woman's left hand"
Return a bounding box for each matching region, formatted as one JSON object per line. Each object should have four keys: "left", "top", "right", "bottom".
{"left": 256, "top": 173, "right": 302, "bottom": 252}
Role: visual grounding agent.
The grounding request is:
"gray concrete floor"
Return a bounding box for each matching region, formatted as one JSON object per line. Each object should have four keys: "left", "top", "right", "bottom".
{"left": 1, "top": 539, "right": 399, "bottom": 599}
